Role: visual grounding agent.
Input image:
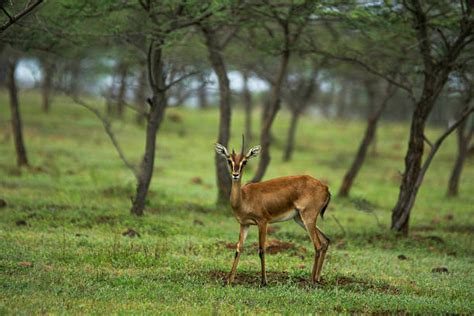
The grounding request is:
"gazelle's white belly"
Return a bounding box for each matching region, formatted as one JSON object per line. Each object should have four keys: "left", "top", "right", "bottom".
{"left": 269, "top": 209, "right": 298, "bottom": 223}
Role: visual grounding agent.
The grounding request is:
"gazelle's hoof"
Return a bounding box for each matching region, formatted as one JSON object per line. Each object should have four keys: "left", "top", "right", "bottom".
{"left": 223, "top": 278, "right": 232, "bottom": 287}
{"left": 311, "top": 281, "right": 323, "bottom": 289}
{"left": 260, "top": 281, "right": 268, "bottom": 287}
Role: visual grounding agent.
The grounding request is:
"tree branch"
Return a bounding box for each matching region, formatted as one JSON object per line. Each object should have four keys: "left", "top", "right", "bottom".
{"left": 0, "top": 0, "right": 43, "bottom": 34}
{"left": 69, "top": 96, "right": 139, "bottom": 177}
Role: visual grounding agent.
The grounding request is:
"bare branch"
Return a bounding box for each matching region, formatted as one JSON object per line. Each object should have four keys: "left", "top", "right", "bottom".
{"left": 69, "top": 96, "right": 139, "bottom": 177}
{"left": 305, "top": 45, "right": 415, "bottom": 98}
{"left": 164, "top": 70, "right": 199, "bottom": 91}
{"left": 0, "top": 0, "right": 43, "bottom": 34}
{"left": 423, "top": 134, "right": 433, "bottom": 148}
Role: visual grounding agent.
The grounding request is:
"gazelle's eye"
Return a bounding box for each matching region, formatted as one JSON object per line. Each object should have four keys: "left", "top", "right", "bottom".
{"left": 242, "top": 161, "right": 247, "bottom": 166}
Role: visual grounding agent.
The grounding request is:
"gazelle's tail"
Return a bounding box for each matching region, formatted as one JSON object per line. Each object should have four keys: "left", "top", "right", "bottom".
{"left": 320, "top": 191, "right": 331, "bottom": 219}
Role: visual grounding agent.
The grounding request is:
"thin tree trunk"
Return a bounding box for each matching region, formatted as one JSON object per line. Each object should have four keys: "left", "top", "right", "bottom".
{"left": 68, "top": 60, "right": 81, "bottom": 99}
{"left": 130, "top": 42, "right": 167, "bottom": 216}
{"left": 242, "top": 71, "right": 252, "bottom": 142}
{"left": 202, "top": 27, "right": 232, "bottom": 205}
{"left": 116, "top": 63, "right": 128, "bottom": 119}
{"left": 251, "top": 49, "right": 290, "bottom": 183}
{"left": 391, "top": 97, "right": 433, "bottom": 234}
{"left": 447, "top": 100, "right": 473, "bottom": 197}
{"left": 282, "top": 65, "right": 319, "bottom": 162}
{"left": 41, "top": 59, "right": 54, "bottom": 113}
{"left": 338, "top": 82, "right": 395, "bottom": 197}
{"left": 197, "top": 73, "right": 208, "bottom": 109}
{"left": 135, "top": 67, "right": 147, "bottom": 125}
{"left": 393, "top": 106, "right": 473, "bottom": 233}
{"left": 337, "top": 81, "right": 348, "bottom": 119}
{"left": 283, "top": 111, "right": 299, "bottom": 162}
{"left": 7, "top": 59, "right": 28, "bottom": 167}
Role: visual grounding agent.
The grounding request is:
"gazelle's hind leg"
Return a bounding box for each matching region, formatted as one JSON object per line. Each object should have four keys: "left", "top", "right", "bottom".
{"left": 314, "top": 228, "right": 330, "bottom": 283}
{"left": 295, "top": 211, "right": 330, "bottom": 285}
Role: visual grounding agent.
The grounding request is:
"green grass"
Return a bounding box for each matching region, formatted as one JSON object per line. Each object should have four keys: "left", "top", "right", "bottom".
{"left": 0, "top": 91, "right": 473, "bottom": 314}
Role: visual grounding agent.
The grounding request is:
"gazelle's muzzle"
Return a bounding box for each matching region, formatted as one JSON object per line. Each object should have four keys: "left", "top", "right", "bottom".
{"left": 231, "top": 173, "right": 240, "bottom": 181}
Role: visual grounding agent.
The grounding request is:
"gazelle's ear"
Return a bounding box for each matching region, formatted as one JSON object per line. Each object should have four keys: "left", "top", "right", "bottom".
{"left": 215, "top": 143, "right": 230, "bottom": 158}
{"left": 245, "top": 145, "right": 261, "bottom": 159}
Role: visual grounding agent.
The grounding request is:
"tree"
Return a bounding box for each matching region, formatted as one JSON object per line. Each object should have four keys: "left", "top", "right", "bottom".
{"left": 199, "top": 5, "right": 240, "bottom": 205}
{"left": 447, "top": 73, "right": 473, "bottom": 196}
{"left": 39, "top": 56, "right": 55, "bottom": 112}
{"left": 338, "top": 79, "right": 397, "bottom": 197}
{"left": 390, "top": 1, "right": 474, "bottom": 234}
{"left": 0, "top": 0, "right": 43, "bottom": 35}
{"left": 241, "top": 70, "right": 253, "bottom": 142}
{"left": 310, "top": 1, "right": 474, "bottom": 234}
{"left": 250, "top": 1, "right": 315, "bottom": 183}
{"left": 6, "top": 56, "right": 28, "bottom": 166}
{"left": 282, "top": 60, "right": 320, "bottom": 162}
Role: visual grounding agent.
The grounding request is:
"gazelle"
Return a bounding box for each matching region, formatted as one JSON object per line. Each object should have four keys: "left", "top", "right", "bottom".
{"left": 215, "top": 136, "right": 331, "bottom": 286}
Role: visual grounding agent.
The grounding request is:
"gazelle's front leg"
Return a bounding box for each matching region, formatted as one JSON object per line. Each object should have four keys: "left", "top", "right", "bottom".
{"left": 226, "top": 224, "right": 249, "bottom": 285}
{"left": 258, "top": 221, "right": 268, "bottom": 286}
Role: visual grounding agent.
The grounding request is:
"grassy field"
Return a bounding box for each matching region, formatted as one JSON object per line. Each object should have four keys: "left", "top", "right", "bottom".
{"left": 0, "top": 91, "right": 473, "bottom": 314}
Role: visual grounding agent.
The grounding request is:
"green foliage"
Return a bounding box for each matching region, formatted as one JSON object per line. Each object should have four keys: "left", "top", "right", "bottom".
{"left": 0, "top": 92, "right": 473, "bottom": 313}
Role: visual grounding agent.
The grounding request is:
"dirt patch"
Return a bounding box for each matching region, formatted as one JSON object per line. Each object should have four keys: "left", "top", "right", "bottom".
{"left": 102, "top": 186, "right": 133, "bottom": 197}
{"left": 122, "top": 228, "right": 140, "bottom": 238}
{"left": 18, "top": 261, "right": 33, "bottom": 268}
{"left": 208, "top": 270, "right": 399, "bottom": 293}
{"left": 216, "top": 238, "right": 305, "bottom": 255}
{"left": 190, "top": 177, "right": 203, "bottom": 185}
{"left": 0, "top": 199, "right": 7, "bottom": 208}
{"left": 267, "top": 226, "right": 280, "bottom": 234}
{"left": 398, "top": 254, "right": 408, "bottom": 260}
{"left": 432, "top": 267, "right": 449, "bottom": 273}
{"left": 15, "top": 220, "right": 27, "bottom": 226}
{"left": 193, "top": 219, "right": 204, "bottom": 226}
{"left": 327, "top": 276, "right": 400, "bottom": 294}
{"left": 266, "top": 239, "right": 301, "bottom": 254}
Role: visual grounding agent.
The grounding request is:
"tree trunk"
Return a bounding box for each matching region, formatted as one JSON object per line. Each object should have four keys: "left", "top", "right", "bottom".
{"left": 202, "top": 27, "right": 232, "bottom": 205}
{"left": 41, "top": 59, "right": 54, "bottom": 113}
{"left": 116, "top": 63, "right": 128, "bottom": 119}
{"left": 338, "top": 81, "right": 393, "bottom": 197}
{"left": 135, "top": 67, "right": 147, "bottom": 125}
{"left": 336, "top": 81, "right": 348, "bottom": 119}
{"left": 282, "top": 66, "right": 319, "bottom": 162}
{"left": 242, "top": 71, "right": 252, "bottom": 142}
{"left": 391, "top": 98, "right": 432, "bottom": 234}
{"left": 283, "top": 111, "right": 299, "bottom": 162}
{"left": 447, "top": 116, "right": 473, "bottom": 197}
{"left": 68, "top": 60, "right": 81, "bottom": 99}
{"left": 130, "top": 95, "right": 166, "bottom": 215}
{"left": 130, "top": 43, "right": 168, "bottom": 216}
{"left": 197, "top": 73, "right": 208, "bottom": 109}
{"left": 7, "top": 59, "right": 28, "bottom": 167}
{"left": 251, "top": 49, "right": 290, "bottom": 183}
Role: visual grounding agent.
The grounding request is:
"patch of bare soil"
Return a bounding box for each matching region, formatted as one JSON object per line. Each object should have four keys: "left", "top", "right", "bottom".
{"left": 432, "top": 267, "right": 449, "bottom": 273}
{"left": 15, "top": 220, "right": 27, "bottom": 226}
{"left": 102, "top": 186, "right": 133, "bottom": 197}
{"left": 216, "top": 238, "right": 306, "bottom": 255}
{"left": 0, "top": 199, "right": 7, "bottom": 208}
{"left": 122, "top": 228, "right": 140, "bottom": 238}
{"left": 208, "top": 271, "right": 399, "bottom": 294}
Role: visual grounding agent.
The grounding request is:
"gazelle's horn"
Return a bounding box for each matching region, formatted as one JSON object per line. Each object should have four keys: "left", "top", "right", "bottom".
{"left": 241, "top": 134, "right": 245, "bottom": 156}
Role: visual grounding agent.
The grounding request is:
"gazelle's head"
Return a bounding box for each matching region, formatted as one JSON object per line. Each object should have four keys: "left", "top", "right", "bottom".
{"left": 215, "top": 136, "right": 261, "bottom": 181}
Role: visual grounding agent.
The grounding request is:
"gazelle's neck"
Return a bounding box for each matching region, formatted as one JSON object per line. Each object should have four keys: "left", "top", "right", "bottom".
{"left": 230, "top": 179, "right": 242, "bottom": 209}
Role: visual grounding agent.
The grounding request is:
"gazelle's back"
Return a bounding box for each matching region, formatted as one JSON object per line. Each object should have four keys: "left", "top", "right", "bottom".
{"left": 241, "top": 175, "right": 329, "bottom": 216}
